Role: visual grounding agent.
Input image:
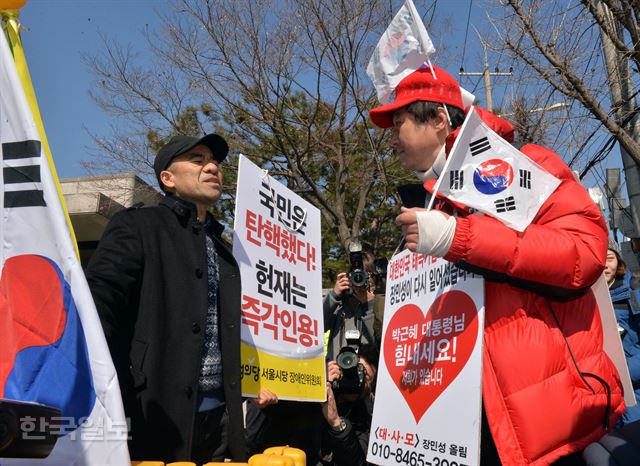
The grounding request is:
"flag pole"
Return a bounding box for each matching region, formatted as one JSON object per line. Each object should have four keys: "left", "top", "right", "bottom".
{"left": 1, "top": 8, "right": 80, "bottom": 258}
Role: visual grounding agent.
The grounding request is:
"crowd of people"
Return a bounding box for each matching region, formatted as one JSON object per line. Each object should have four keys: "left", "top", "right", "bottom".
{"left": 84, "top": 65, "right": 640, "bottom": 465}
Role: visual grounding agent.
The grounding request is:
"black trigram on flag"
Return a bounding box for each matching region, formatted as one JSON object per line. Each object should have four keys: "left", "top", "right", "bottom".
{"left": 2, "top": 140, "right": 46, "bottom": 208}
{"left": 519, "top": 169, "right": 531, "bottom": 189}
{"left": 450, "top": 170, "right": 464, "bottom": 190}
{"left": 469, "top": 137, "right": 491, "bottom": 156}
{"left": 495, "top": 196, "right": 516, "bottom": 213}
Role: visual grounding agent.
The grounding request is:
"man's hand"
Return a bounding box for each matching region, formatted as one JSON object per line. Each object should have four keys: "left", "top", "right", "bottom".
{"left": 326, "top": 360, "right": 342, "bottom": 384}
{"left": 321, "top": 382, "right": 341, "bottom": 428}
{"left": 250, "top": 388, "right": 278, "bottom": 409}
{"left": 333, "top": 272, "right": 350, "bottom": 297}
{"left": 395, "top": 207, "right": 424, "bottom": 252}
{"left": 395, "top": 207, "right": 454, "bottom": 257}
{"left": 322, "top": 360, "right": 342, "bottom": 428}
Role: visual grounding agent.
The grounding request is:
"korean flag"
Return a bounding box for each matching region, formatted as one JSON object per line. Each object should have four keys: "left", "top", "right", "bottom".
{"left": 438, "top": 107, "right": 561, "bottom": 232}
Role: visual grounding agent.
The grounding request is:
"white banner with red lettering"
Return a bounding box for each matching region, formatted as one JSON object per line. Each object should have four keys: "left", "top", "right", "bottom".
{"left": 233, "top": 155, "right": 325, "bottom": 401}
{"left": 368, "top": 250, "right": 484, "bottom": 466}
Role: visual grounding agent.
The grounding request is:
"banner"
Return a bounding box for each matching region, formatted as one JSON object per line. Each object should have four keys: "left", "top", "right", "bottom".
{"left": 436, "top": 107, "right": 561, "bottom": 232}
{"left": 233, "top": 155, "right": 325, "bottom": 401}
{"left": 368, "top": 250, "right": 484, "bottom": 466}
{"left": 0, "top": 27, "right": 130, "bottom": 466}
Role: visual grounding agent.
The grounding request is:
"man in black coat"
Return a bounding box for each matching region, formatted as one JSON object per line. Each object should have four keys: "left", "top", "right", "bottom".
{"left": 85, "top": 134, "right": 245, "bottom": 463}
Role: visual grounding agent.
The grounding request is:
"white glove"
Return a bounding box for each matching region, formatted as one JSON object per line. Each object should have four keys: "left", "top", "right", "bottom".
{"left": 415, "top": 210, "right": 456, "bottom": 257}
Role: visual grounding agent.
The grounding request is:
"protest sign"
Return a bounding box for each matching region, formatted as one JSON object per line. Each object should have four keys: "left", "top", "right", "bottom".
{"left": 592, "top": 274, "right": 635, "bottom": 406}
{"left": 368, "top": 250, "right": 484, "bottom": 466}
{"left": 233, "top": 155, "right": 325, "bottom": 401}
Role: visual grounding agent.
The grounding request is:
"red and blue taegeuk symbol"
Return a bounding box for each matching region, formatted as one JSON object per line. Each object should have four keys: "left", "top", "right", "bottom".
{"left": 472, "top": 159, "right": 514, "bottom": 195}
{"left": 0, "top": 255, "right": 96, "bottom": 436}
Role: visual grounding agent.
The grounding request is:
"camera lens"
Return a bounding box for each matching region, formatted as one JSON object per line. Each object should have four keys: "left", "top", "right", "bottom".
{"left": 349, "top": 270, "right": 368, "bottom": 288}
{"left": 336, "top": 349, "right": 359, "bottom": 369}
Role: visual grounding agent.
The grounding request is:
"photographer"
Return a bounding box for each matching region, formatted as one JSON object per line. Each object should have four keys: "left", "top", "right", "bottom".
{"left": 324, "top": 248, "right": 381, "bottom": 360}
{"left": 320, "top": 344, "right": 378, "bottom": 466}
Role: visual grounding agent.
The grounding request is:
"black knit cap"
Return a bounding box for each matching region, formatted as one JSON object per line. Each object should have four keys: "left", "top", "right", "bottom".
{"left": 154, "top": 133, "right": 228, "bottom": 191}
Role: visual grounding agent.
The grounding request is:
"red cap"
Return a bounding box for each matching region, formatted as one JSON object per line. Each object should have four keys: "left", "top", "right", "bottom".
{"left": 369, "top": 66, "right": 464, "bottom": 128}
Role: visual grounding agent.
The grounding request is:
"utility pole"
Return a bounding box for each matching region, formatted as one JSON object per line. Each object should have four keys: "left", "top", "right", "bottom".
{"left": 597, "top": 0, "right": 640, "bottom": 239}
{"left": 605, "top": 168, "right": 623, "bottom": 238}
{"left": 459, "top": 29, "right": 512, "bottom": 111}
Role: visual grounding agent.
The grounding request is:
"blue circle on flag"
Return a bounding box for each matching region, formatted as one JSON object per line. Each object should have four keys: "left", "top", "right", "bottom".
{"left": 473, "top": 159, "right": 514, "bottom": 195}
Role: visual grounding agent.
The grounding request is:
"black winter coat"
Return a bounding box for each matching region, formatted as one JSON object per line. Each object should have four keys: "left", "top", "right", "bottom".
{"left": 85, "top": 195, "right": 245, "bottom": 462}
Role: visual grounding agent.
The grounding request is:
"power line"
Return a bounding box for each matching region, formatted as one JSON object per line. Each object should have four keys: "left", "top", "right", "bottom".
{"left": 427, "top": 0, "right": 438, "bottom": 26}
{"left": 460, "top": 0, "right": 473, "bottom": 70}
{"left": 459, "top": 28, "right": 512, "bottom": 111}
{"left": 579, "top": 134, "right": 617, "bottom": 180}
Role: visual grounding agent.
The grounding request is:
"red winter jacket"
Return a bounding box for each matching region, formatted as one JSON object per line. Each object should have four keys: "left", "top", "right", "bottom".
{"left": 425, "top": 109, "right": 624, "bottom": 465}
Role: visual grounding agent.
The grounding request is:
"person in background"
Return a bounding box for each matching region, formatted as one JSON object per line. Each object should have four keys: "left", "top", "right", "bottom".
{"left": 606, "top": 239, "right": 640, "bottom": 426}
{"left": 245, "top": 390, "right": 322, "bottom": 463}
{"left": 85, "top": 134, "right": 245, "bottom": 463}
{"left": 246, "top": 250, "right": 382, "bottom": 462}
{"left": 319, "top": 344, "right": 379, "bottom": 466}
{"left": 245, "top": 344, "right": 379, "bottom": 466}
{"left": 324, "top": 250, "right": 378, "bottom": 361}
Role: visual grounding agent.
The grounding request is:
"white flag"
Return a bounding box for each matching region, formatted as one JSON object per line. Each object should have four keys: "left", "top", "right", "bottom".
{"left": 366, "top": 0, "right": 435, "bottom": 104}
{"left": 0, "top": 30, "right": 130, "bottom": 465}
{"left": 437, "top": 108, "right": 561, "bottom": 232}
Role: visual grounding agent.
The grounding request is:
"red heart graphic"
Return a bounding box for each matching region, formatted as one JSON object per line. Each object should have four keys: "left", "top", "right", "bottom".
{"left": 383, "top": 290, "right": 478, "bottom": 423}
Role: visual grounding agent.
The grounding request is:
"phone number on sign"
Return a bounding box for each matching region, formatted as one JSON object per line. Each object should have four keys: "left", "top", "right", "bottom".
{"left": 370, "top": 442, "right": 470, "bottom": 466}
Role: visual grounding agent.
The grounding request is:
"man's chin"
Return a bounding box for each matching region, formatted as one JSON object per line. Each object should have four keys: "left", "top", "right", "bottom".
{"left": 205, "top": 188, "right": 222, "bottom": 202}
{"left": 194, "top": 193, "right": 221, "bottom": 206}
{"left": 400, "top": 161, "right": 419, "bottom": 172}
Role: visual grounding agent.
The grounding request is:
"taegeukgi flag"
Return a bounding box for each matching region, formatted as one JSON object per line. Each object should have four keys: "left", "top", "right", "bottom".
{"left": 0, "top": 23, "right": 130, "bottom": 466}
{"left": 436, "top": 107, "right": 561, "bottom": 232}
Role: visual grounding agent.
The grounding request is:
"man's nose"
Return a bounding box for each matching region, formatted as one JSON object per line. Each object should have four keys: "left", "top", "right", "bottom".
{"left": 203, "top": 160, "right": 219, "bottom": 172}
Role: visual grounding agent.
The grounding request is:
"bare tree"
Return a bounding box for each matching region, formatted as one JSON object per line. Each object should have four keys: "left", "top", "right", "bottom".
{"left": 85, "top": 0, "right": 439, "bottom": 276}
{"left": 488, "top": 0, "right": 640, "bottom": 171}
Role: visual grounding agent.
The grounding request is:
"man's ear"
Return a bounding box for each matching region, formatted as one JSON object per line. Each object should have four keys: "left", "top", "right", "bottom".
{"left": 434, "top": 107, "right": 450, "bottom": 131}
{"left": 159, "top": 170, "right": 175, "bottom": 191}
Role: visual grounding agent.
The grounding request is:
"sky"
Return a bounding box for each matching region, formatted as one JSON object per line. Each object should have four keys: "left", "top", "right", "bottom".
{"left": 19, "top": 0, "right": 168, "bottom": 178}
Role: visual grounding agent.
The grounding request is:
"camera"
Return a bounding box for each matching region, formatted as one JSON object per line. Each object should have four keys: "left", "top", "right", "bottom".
{"left": 348, "top": 241, "right": 368, "bottom": 289}
{"left": 0, "top": 399, "right": 60, "bottom": 458}
{"left": 332, "top": 328, "right": 364, "bottom": 395}
{"left": 332, "top": 345, "right": 365, "bottom": 395}
{"left": 373, "top": 258, "right": 388, "bottom": 294}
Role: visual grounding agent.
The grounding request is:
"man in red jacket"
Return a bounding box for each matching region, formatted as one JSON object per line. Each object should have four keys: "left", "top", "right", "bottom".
{"left": 369, "top": 66, "right": 625, "bottom": 465}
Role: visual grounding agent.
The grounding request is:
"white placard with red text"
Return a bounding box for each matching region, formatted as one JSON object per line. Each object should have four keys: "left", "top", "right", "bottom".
{"left": 368, "top": 250, "right": 485, "bottom": 466}
{"left": 233, "top": 155, "right": 325, "bottom": 401}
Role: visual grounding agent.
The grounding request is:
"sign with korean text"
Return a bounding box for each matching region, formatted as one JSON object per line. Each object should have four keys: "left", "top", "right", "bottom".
{"left": 233, "top": 155, "right": 325, "bottom": 401}
{"left": 368, "top": 250, "right": 484, "bottom": 466}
